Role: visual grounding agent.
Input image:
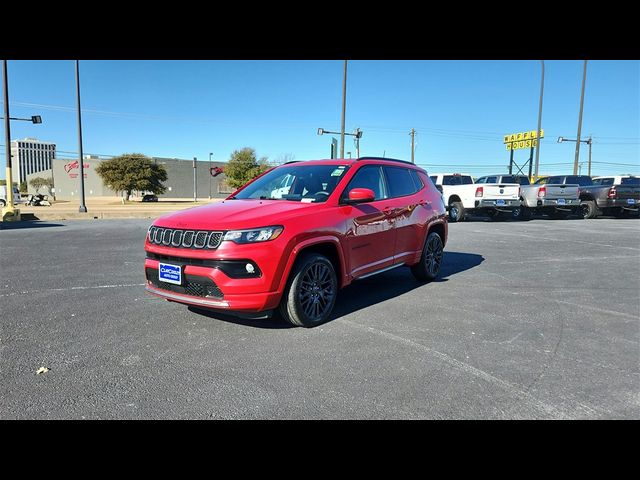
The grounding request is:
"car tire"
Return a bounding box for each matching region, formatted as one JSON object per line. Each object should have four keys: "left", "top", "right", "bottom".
{"left": 580, "top": 200, "right": 598, "bottom": 219}
{"left": 519, "top": 206, "right": 533, "bottom": 220}
{"left": 411, "top": 231, "right": 444, "bottom": 282}
{"left": 0, "top": 199, "right": 6, "bottom": 208}
{"left": 279, "top": 253, "right": 337, "bottom": 328}
{"left": 448, "top": 202, "right": 465, "bottom": 222}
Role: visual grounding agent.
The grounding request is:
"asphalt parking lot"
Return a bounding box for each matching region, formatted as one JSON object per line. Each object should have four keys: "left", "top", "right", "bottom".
{"left": 1, "top": 216, "right": 638, "bottom": 419}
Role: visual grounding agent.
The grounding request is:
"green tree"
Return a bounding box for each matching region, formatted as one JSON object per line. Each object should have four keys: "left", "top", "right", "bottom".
{"left": 95, "top": 153, "right": 167, "bottom": 200}
{"left": 19, "top": 181, "right": 28, "bottom": 193}
{"left": 29, "top": 176, "right": 54, "bottom": 193}
{"left": 224, "top": 148, "right": 270, "bottom": 189}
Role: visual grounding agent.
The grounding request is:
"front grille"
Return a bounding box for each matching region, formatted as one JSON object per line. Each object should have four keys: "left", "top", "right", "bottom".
{"left": 145, "top": 268, "right": 224, "bottom": 299}
{"left": 147, "top": 226, "right": 223, "bottom": 250}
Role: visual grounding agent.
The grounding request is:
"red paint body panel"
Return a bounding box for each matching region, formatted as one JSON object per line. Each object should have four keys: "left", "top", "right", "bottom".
{"left": 144, "top": 158, "right": 448, "bottom": 315}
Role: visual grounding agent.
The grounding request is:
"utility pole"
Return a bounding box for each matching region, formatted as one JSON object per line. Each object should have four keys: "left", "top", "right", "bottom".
{"left": 76, "top": 60, "right": 87, "bottom": 212}
{"left": 587, "top": 136, "right": 593, "bottom": 176}
{"left": 410, "top": 128, "right": 416, "bottom": 163}
{"left": 2, "top": 60, "right": 19, "bottom": 221}
{"left": 573, "top": 60, "right": 588, "bottom": 175}
{"left": 534, "top": 60, "right": 545, "bottom": 181}
{"left": 340, "top": 60, "right": 347, "bottom": 159}
{"left": 193, "top": 157, "right": 197, "bottom": 202}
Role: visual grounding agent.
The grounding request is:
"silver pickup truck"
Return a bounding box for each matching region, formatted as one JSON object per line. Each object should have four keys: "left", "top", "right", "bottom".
{"left": 519, "top": 175, "right": 583, "bottom": 220}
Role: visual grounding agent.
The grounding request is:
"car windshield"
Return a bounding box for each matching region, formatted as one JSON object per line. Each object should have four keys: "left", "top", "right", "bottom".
{"left": 232, "top": 164, "right": 350, "bottom": 202}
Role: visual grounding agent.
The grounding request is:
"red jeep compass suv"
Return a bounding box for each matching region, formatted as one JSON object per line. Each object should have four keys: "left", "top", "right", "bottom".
{"left": 144, "top": 157, "right": 447, "bottom": 327}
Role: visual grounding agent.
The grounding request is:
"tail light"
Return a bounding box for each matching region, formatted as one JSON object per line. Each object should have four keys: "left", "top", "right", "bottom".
{"left": 607, "top": 187, "right": 617, "bottom": 198}
{"left": 538, "top": 186, "right": 546, "bottom": 198}
{"left": 475, "top": 186, "right": 483, "bottom": 198}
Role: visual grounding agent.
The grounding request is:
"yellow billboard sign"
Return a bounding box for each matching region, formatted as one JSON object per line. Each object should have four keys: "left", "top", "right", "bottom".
{"left": 504, "top": 130, "right": 544, "bottom": 150}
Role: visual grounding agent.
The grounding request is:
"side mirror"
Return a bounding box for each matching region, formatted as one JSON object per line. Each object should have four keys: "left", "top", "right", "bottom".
{"left": 346, "top": 188, "right": 375, "bottom": 204}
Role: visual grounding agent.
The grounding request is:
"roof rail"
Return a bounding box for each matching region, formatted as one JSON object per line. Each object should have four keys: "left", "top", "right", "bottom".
{"left": 357, "top": 156, "right": 416, "bottom": 166}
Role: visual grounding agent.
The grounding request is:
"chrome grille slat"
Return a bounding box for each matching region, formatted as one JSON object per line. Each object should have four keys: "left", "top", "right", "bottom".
{"left": 182, "top": 230, "right": 195, "bottom": 247}
{"left": 154, "top": 228, "right": 164, "bottom": 244}
{"left": 171, "top": 230, "right": 183, "bottom": 246}
{"left": 148, "top": 228, "right": 223, "bottom": 249}
{"left": 207, "top": 232, "right": 222, "bottom": 248}
{"left": 162, "top": 229, "right": 172, "bottom": 245}
{"left": 194, "top": 231, "right": 208, "bottom": 248}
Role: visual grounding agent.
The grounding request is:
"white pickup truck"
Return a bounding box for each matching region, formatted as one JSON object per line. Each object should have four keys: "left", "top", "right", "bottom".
{"left": 429, "top": 173, "right": 521, "bottom": 222}
{"left": 517, "top": 175, "right": 582, "bottom": 220}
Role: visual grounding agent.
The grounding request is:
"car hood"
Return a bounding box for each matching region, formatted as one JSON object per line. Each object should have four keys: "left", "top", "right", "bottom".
{"left": 154, "top": 199, "right": 322, "bottom": 230}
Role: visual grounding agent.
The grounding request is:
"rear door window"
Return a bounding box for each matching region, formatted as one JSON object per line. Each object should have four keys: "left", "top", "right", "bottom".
{"left": 383, "top": 166, "right": 417, "bottom": 198}
{"left": 410, "top": 170, "right": 424, "bottom": 191}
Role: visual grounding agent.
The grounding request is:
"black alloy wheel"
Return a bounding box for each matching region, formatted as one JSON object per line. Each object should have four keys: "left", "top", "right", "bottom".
{"left": 411, "top": 231, "right": 444, "bottom": 282}
{"left": 280, "top": 253, "right": 337, "bottom": 327}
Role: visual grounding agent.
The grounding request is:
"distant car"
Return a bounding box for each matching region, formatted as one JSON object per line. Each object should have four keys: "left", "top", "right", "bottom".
{"left": 142, "top": 194, "right": 158, "bottom": 202}
{"left": 0, "top": 185, "right": 23, "bottom": 207}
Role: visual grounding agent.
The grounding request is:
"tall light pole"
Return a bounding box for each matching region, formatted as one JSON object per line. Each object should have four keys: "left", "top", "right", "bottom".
{"left": 2, "top": 60, "right": 19, "bottom": 221}
{"left": 318, "top": 127, "right": 362, "bottom": 158}
{"left": 410, "top": 128, "right": 416, "bottom": 164}
{"left": 208, "top": 152, "right": 213, "bottom": 200}
{"left": 573, "top": 60, "right": 588, "bottom": 175}
{"left": 587, "top": 137, "right": 592, "bottom": 176}
{"left": 558, "top": 136, "right": 592, "bottom": 175}
{"left": 534, "top": 60, "right": 545, "bottom": 181}
{"left": 75, "top": 60, "right": 87, "bottom": 213}
{"left": 340, "top": 60, "right": 347, "bottom": 159}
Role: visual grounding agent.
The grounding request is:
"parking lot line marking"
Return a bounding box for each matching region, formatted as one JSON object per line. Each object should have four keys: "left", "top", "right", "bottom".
{"left": 343, "top": 319, "right": 571, "bottom": 419}
{"left": 547, "top": 298, "right": 640, "bottom": 321}
{"left": 479, "top": 231, "right": 640, "bottom": 251}
{"left": 496, "top": 255, "right": 635, "bottom": 265}
{"left": 0, "top": 283, "right": 146, "bottom": 298}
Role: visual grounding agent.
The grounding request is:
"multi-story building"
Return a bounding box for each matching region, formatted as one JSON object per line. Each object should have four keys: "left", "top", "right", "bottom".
{"left": 10, "top": 137, "right": 56, "bottom": 185}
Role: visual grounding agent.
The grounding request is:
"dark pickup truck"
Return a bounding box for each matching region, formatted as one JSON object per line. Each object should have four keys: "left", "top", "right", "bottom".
{"left": 579, "top": 176, "right": 640, "bottom": 218}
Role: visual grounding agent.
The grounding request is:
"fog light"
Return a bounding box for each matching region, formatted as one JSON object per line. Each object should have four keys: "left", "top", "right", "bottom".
{"left": 246, "top": 263, "right": 255, "bottom": 274}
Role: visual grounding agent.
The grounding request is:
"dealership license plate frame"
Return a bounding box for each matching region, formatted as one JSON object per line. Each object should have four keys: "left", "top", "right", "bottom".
{"left": 159, "top": 262, "right": 182, "bottom": 285}
{"left": 627, "top": 199, "right": 636, "bottom": 205}
{"left": 496, "top": 199, "right": 506, "bottom": 206}
{"left": 557, "top": 198, "right": 566, "bottom": 205}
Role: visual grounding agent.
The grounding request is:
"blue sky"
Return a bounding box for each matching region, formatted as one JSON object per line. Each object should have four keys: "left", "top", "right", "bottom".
{"left": 1, "top": 60, "right": 638, "bottom": 178}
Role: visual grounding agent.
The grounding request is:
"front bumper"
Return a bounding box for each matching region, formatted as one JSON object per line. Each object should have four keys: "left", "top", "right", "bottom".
{"left": 143, "top": 241, "right": 286, "bottom": 313}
